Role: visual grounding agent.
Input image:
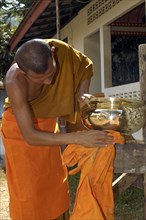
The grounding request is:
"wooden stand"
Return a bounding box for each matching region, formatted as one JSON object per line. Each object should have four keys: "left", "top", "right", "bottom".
{"left": 113, "top": 44, "right": 146, "bottom": 218}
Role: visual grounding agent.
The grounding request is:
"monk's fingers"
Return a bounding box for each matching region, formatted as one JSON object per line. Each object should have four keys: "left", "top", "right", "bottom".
{"left": 88, "top": 130, "right": 115, "bottom": 145}
{"left": 80, "top": 93, "right": 95, "bottom": 102}
{"left": 89, "top": 130, "right": 113, "bottom": 139}
{"left": 75, "top": 130, "right": 115, "bottom": 147}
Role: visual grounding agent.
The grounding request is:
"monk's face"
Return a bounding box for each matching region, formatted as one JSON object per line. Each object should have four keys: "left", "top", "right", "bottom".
{"left": 26, "top": 57, "right": 57, "bottom": 85}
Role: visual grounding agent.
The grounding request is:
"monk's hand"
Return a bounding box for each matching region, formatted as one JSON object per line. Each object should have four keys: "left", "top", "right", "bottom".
{"left": 78, "top": 93, "right": 95, "bottom": 109}
{"left": 74, "top": 130, "right": 115, "bottom": 148}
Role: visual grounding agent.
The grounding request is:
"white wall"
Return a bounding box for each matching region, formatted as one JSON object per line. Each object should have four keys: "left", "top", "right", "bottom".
{"left": 84, "top": 31, "right": 101, "bottom": 94}
{"left": 59, "top": 0, "right": 144, "bottom": 141}
{"left": 60, "top": 0, "right": 144, "bottom": 91}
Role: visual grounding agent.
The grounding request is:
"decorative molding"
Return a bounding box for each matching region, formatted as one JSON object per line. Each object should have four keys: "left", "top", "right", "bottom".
{"left": 111, "top": 31, "right": 146, "bottom": 36}
{"left": 103, "top": 82, "right": 140, "bottom": 99}
{"left": 111, "top": 23, "right": 146, "bottom": 27}
{"left": 108, "top": 90, "right": 141, "bottom": 99}
{"left": 87, "top": 0, "right": 123, "bottom": 25}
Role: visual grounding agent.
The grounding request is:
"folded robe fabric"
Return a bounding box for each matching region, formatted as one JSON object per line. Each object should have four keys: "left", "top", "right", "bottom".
{"left": 1, "top": 109, "right": 69, "bottom": 220}
{"left": 63, "top": 131, "right": 125, "bottom": 220}
{"left": 4, "top": 39, "right": 93, "bottom": 124}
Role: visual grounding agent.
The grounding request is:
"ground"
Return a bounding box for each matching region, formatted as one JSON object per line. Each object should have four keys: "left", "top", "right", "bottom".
{"left": 0, "top": 157, "right": 145, "bottom": 220}
{"left": 0, "top": 166, "right": 10, "bottom": 220}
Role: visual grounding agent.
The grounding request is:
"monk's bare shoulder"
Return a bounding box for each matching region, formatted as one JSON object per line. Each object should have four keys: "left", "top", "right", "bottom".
{"left": 5, "top": 63, "right": 27, "bottom": 88}
{"left": 5, "top": 63, "right": 28, "bottom": 103}
{"left": 6, "top": 63, "right": 21, "bottom": 82}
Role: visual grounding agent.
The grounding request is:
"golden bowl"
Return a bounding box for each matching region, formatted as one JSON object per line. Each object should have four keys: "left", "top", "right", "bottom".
{"left": 80, "top": 96, "right": 145, "bottom": 135}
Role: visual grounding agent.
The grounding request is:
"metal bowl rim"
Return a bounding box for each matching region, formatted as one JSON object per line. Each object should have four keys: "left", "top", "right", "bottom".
{"left": 87, "top": 97, "right": 144, "bottom": 104}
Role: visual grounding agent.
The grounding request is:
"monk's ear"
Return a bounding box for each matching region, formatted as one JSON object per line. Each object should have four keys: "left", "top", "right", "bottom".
{"left": 16, "top": 67, "right": 26, "bottom": 75}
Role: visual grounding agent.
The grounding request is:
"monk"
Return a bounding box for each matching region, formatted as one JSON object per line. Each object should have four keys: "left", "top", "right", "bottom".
{"left": 1, "top": 39, "right": 114, "bottom": 220}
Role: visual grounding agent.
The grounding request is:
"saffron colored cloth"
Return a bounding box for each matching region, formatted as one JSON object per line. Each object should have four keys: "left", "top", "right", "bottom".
{"left": 1, "top": 109, "right": 69, "bottom": 220}
{"left": 4, "top": 39, "right": 93, "bottom": 124}
{"left": 63, "top": 131, "right": 125, "bottom": 220}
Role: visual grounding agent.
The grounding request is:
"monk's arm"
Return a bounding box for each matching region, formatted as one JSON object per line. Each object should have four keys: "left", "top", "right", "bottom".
{"left": 77, "top": 79, "right": 90, "bottom": 99}
{"left": 5, "top": 80, "right": 113, "bottom": 147}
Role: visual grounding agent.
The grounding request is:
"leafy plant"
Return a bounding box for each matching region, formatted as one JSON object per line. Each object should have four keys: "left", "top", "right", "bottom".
{"left": 0, "top": 0, "right": 34, "bottom": 81}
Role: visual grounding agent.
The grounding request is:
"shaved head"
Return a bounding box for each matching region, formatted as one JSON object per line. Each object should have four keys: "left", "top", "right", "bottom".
{"left": 15, "top": 39, "right": 52, "bottom": 74}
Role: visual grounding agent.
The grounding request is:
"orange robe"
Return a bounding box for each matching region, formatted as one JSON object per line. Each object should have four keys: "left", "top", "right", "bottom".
{"left": 4, "top": 39, "right": 93, "bottom": 124}
{"left": 2, "top": 39, "right": 93, "bottom": 219}
{"left": 1, "top": 109, "right": 69, "bottom": 220}
{"left": 63, "top": 131, "right": 125, "bottom": 220}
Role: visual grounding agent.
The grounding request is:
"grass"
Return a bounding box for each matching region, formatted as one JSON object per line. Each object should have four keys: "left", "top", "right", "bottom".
{"left": 114, "top": 186, "right": 144, "bottom": 220}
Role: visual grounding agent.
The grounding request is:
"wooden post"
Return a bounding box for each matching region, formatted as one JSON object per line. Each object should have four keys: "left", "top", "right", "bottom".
{"left": 114, "top": 144, "right": 146, "bottom": 173}
{"left": 55, "top": 0, "right": 61, "bottom": 40}
{"left": 139, "top": 44, "right": 146, "bottom": 141}
{"left": 139, "top": 44, "right": 146, "bottom": 219}
{"left": 55, "top": 0, "right": 67, "bottom": 151}
{"left": 112, "top": 173, "right": 140, "bottom": 199}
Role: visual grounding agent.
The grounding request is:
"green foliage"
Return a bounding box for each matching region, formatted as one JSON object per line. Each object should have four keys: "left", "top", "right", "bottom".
{"left": 0, "top": 0, "right": 34, "bottom": 80}
{"left": 115, "top": 186, "right": 144, "bottom": 220}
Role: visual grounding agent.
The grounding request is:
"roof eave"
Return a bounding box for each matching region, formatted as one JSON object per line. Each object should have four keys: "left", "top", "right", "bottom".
{"left": 9, "top": 0, "right": 52, "bottom": 52}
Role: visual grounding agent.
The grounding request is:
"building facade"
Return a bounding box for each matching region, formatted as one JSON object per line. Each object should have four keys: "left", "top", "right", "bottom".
{"left": 0, "top": 0, "right": 146, "bottom": 156}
